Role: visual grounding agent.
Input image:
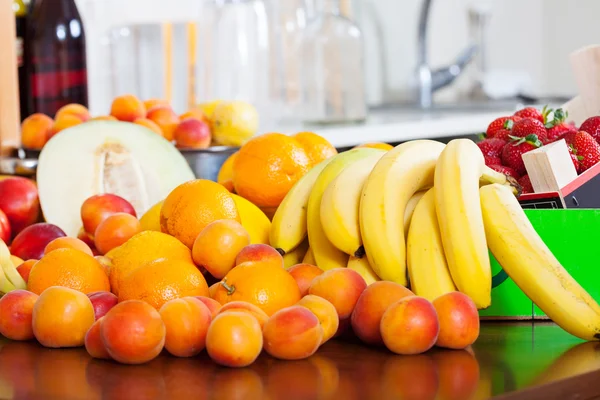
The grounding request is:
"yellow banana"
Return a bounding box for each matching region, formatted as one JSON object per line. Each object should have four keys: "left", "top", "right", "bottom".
{"left": 406, "top": 188, "right": 456, "bottom": 301}
{"left": 308, "top": 148, "right": 382, "bottom": 271}
{"left": 270, "top": 158, "right": 334, "bottom": 254}
{"left": 434, "top": 139, "right": 514, "bottom": 309}
{"left": 403, "top": 190, "right": 426, "bottom": 237}
{"left": 232, "top": 194, "right": 271, "bottom": 245}
{"left": 359, "top": 140, "right": 446, "bottom": 285}
{"left": 320, "top": 151, "right": 385, "bottom": 255}
{"left": 303, "top": 247, "right": 316, "bottom": 265}
{"left": 347, "top": 255, "right": 380, "bottom": 285}
{"left": 480, "top": 183, "right": 600, "bottom": 341}
{"left": 0, "top": 239, "right": 21, "bottom": 294}
{"left": 283, "top": 239, "right": 309, "bottom": 269}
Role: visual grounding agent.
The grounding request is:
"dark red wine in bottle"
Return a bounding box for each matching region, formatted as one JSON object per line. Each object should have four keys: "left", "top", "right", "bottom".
{"left": 14, "top": 0, "right": 27, "bottom": 121}
{"left": 24, "top": 0, "right": 88, "bottom": 118}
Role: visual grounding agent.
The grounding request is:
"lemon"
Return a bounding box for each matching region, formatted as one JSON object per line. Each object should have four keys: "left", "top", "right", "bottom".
{"left": 212, "top": 101, "right": 259, "bottom": 147}
{"left": 139, "top": 200, "right": 164, "bottom": 232}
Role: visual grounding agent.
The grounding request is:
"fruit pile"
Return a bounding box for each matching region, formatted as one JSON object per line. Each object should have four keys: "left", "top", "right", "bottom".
{"left": 479, "top": 106, "right": 600, "bottom": 193}
{"left": 19, "top": 96, "right": 258, "bottom": 151}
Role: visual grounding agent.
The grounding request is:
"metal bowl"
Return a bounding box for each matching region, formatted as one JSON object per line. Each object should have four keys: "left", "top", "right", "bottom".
{"left": 0, "top": 148, "right": 38, "bottom": 177}
{"left": 179, "top": 146, "right": 239, "bottom": 181}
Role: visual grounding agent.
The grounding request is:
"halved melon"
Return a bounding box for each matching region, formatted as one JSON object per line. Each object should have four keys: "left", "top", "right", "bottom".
{"left": 37, "top": 121, "right": 195, "bottom": 237}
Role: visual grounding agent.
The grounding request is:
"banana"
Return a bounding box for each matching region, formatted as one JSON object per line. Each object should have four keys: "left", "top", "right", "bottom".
{"left": 270, "top": 158, "right": 334, "bottom": 254}
{"left": 283, "top": 239, "right": 309, "bottom": 269}
{"left": 406, "top": 188, "right": 456, "bottom": 301}
{"left": 320, "top": 151, "right": 386, "bottom": 255}
{"left": 231, "top": 194, "right": 271, "bottom": 245}
{"left": 0, "top": 240, "right": 20, "bottom": 294}
{"left": 480, "top": 183, "right": 600, "bottom": 341}
{"left": 347, "top": 255, "right": 380, "bottom": 285}
{"left": 303, "top": 247, "right": 316, "bottom": 265}
{"left": 308, "top": 148, "right": 382, "bottom": 271}
{"left": 403, "top": 190, "right": 426, "bottom": 237}
{"left": 359, "top": 140, "right": 446, "bottom": 285}
{"left": 434, "top": 139, "right": 516, "bottom": 309}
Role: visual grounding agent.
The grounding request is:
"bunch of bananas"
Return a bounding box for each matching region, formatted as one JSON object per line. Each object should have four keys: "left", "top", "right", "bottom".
{"left": 0, "top": 239, "right": 27, "bottom": 294}
{"left": 271, "top": 138, "right": 600, "bottom": 341}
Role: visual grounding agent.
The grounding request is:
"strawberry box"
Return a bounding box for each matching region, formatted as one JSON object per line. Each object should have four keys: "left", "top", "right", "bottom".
{"left": 479, "top": 208, "right": 600, "bottom": 320}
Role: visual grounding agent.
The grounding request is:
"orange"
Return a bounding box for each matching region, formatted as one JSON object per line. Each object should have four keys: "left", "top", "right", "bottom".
{"left": 212, "top": 260, "right": 301, "bottom": 316}
{"left": 27, "top": 248, "right": 110, "bottom": 295}
{"left": 117, "top": 258, "right": 209, "bottom": 310}
{"left": 232, "top": 133, "right": 311, "bottom": 208}
{"left": 160, "top": 179, "right": 240, "bottom": 249}
{"left": 217, "top": 152, "right": 238, "bottom": 193}
{"left": 355, "top": 142, "right": 394, "bottom": 151}
{"left": 293, "top": 131, "right": 338, "bottom": 167}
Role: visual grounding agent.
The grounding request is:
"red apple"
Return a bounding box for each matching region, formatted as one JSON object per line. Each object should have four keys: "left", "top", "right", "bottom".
{"left": 87, "top": 291, "right": 118, "bottom": 320}
{"left": 0, "top": 177, "right": 39, "bottom": 235}
{"left": 10, "top": 223, "right": 66, "bottom": 261}
{"left": 0, "top": 209, "right": 10, "bottom": 243}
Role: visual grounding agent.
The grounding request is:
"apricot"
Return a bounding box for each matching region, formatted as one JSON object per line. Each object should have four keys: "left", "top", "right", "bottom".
{"left": 262, "top": 305, "right": 323, "bottom": 360}
{"left": 85, "top": 317, "right": 110, "bottom": 359}
{"left": 218, "top": 300, "right": 269, "bottom": 328}
{"left": 49, "top": 114, "right": 83, "bottom": 138}
{"left": 94, "top": 213, "right": 142, "bottom": 255}
{"left": 174, "top": 118, "right": 211, "bottom": 149}
{"left": 146, "top": 106, "right": 179, "bottom": 141}
{"left": 55, "top": 103, "right": 90, "bottom": 122}
{"left": 206, "top": 311, "right": 263, "bottom": 367}
{"left": 195, "top": 295, "right": 222, "bottom": 318}
{"left": 20, "top": 113, "right": 53, "bottom": 149}
{"left": 81, "top": 193, "right": 136, "bottom": 237}
{"left": 44, "top": 236, "right": 93, "bottom": 256}
{"left": 159, "top": 297, "right": 212, "bottom": 357}
{"left": 32, "top": 286, "right": 96, "bottom": 348}
{"left": 235, "top": 244, "right": 284, "bottom": 268}
{"left": 90, "top": 115, "right": 118, "bottom": 121}
{"left": 296, "top": 294, "right": 338, "bottom": 344}
{"left": 381, "top": 296, "right": 440, "bottom": 355}
{"left": 351, "top": 281, "right": 414, "bottom": 346}
{"left": 432, "top": 349, "right": 480, "bottom": 400}
{"left": 180, "top": 107, "right": 209, "bottom": 123}
{"left": 10, "top": 223, "right": 66, "bottom": 261}
{"left": 101, "top": 300, "right": 166, "bottom": 364}
{"left": 288, "top": 263, "right": 323, "bottom": 296}
{"left": 134, "top": 117, "right": 163, "bottom": 136}
{"left": 209, "top": 282, "right": 219, "bottom": 298}
{"left": 110, "top": 94, "right": 146, "bottom": 122}
{"left": 432, "top": 291, "right": 480, "bottom": 349}
{"left": 192, "top": 219, "right": 250, "bottom": 279}
{"left": 308, "top": 268, "right": 367, "bottom": 319}
{"left": 143, "top": 98, "right": 169, "bottom": 111}
{"left": 87, "top": 291, "right": 118, "bottom": 320}
{"left": 0, "top": 177, "right": 40, "bottom": 236}
{"left": 0, "top": 289, "right": 38, "bottom": 340}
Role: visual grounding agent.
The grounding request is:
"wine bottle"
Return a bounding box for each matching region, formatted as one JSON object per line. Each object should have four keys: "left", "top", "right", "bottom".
{"left": 13, "top": 0, "right": 26, "bottom": 120}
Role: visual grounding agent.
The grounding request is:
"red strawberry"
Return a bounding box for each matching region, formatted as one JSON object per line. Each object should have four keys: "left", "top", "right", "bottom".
{"left": 486, "top": 116, "right": 520, "bottom": 138}
{"left": 547, "top": 122, "right": 577, "bottom": 142}
{"left": 579, "top": 116, "right": 600, "bottom": 144}
{"left": 488, "top": 164, "right": 519, "bottom": 180}
{"left": 501, "top": 134, "right": 542, "bottom": 176}
{"left": 518, "top": 175, "right": 534, "bottom": 194}
{"left": 484, "top": 156, "right": 501, "bottom": 166}
{"left": 570, "top": 151, "right": 582, "bottom": 174}
{"left": 494, "top": 128, "right": 512, "bottom": 142}
{"left": 477, "top": 138, "right": 505, "bottom": 159}
{"left": 514, "top": 107, "right": 543, "bottom": 122}
{"left": 511, "top": 118, "right": 548, "bottom": 143}
{"left": 564, "top": 131, "right": 600, "bottom": 172}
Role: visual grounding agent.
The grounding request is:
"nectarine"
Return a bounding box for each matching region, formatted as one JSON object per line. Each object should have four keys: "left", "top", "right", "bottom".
{"left": 0, "top": 289, "right": 38, "bottom": 340}
{"left": 0, "top": 177, "right": 39, "bottom": 235}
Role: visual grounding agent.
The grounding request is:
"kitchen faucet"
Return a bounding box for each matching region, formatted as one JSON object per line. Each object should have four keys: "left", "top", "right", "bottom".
{"left": 416, "top": 0, "right": 478, "bottom": 108}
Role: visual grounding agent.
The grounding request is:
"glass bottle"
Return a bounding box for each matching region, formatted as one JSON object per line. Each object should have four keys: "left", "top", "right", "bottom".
{"left": 24, "top": 0, "right": 88, "bottom": 118}
{"left": 299, "top": 0, "right": 367, "bottom": 125}
{"left": 13, "top": 0, "right": 27, "bottom": 120}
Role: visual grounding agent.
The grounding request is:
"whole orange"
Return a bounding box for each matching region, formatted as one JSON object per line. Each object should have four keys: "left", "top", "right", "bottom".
{"left": 293, "top": 132, "right": 337, "bottom": 167}
{"left": 212, "top": 261, "right": 301, "bottom": 316}
{"left": 232, "top": 133, "right": 311, "bottom": 208}
{"left": 160, "top": 179, "right": 240, "bottom": 249}
{"left": 27, "top": 248, "right": 110, "bottom": 295}
{"left": 117, "top": 258, "right": 210, "bottom": 310}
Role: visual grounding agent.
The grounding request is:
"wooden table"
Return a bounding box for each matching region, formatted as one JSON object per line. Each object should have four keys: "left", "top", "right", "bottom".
{"left": 0, "top": 322, "right": 598, "bottom": 399}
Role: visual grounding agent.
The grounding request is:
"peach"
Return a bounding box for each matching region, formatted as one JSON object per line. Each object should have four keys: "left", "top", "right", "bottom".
{"left": 192, "top": 219, "right": 250, "bottom": 279}
{"left": 91, "top": 115, "right": 118, "bottom": 121}
{"left": 49, "top": 114, "right": 83, "bottom": 138}
{"left": 85, "top": 317, "right": 111, "bottom": 359}
{"left": 32, "top": 286, "right": 96, "bottom": 348}
{"left": 381, "top": 296, "right": 440, "bottom": 355}
{"left": 80, "top": 193, "right": 136, "bottom": 237}
{"left": 194, "top": 295, "right": 222, "bottom": 318}
{"left": 235, "top": 244, "right": 284, "bottom": 268}
{"left": 351, "top": 281, "right": 414, "bottom": 346}
{"left": 0, "top": 289, "right": 38, "bottom": 340}
{"left": 101, "top": 300, "right": 166, "bottom": 364}
{"left": 134, "top": 117, "right": 164, "bottom": 136}
{"left": 296, "top": 294, "right": 339, "bottom": 344}
{"left": 0, "top": 208, "right": 10, "bottom": 243}
{"left": 218, "top": 300, "right": 269, "bottom": 328}
{"left": 146, "top": 106, "right": 179, "bottom": 141}
{"left": 382, "top": 354, "right": 439, "bottom": 400}
{"left": 288, "top": 263, "right": 323, "bottom": 296}
{"left": 94, "top": 213, "right": 142, "bottom": 255}
{"left": 0, "top": 177, "right": 39, "bottom": 235}
{"left": 110, "top": 94, "right": 146, "bottom": 122}
{"left": 262, "top": 305, "right": 323, "bottom": 360}
{"left": 159, "top": 297, "right": 212, "bottom": 357}
{"left": 206, "top": 311, "right": 263, "bottom": 367}
{"left": 55, "top": 103, "right": 90, "bottom": 122}
{"left": 432, "top": 349, "right": 480, "bottom": 400}
{"left": 174, "top": 118, "right": 211, "bottom": 149}
{"left": 308, "top": 268, "right": 367, "bottom": 319}
{"left": 87, "top": 291, "right": 118, "bottom": 320}
{"left": 20, "top": 113, "right": 53, "bottom": 149}
{"left": 17, "top": 259, "right": 37, "bottom": 282}
{"left": 432, "top": 291, "right": 480, "bottom": 349}
{"left": 44, "top": 236, "right": 93, "bottom": 256}
{"left": 10, "top": 223, "right": 66, "bottom": 260}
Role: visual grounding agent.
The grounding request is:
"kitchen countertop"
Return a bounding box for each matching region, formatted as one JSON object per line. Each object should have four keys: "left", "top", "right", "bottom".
{"left": 0, "top": 322, "right": 598, "bottom": 399}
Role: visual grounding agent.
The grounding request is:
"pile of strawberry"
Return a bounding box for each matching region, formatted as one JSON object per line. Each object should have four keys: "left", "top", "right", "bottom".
{"left": 478, "top": 106, "right": 600, "bottom": 194}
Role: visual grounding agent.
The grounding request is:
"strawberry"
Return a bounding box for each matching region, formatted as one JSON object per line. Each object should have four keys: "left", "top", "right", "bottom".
{"left": 488, "top": 164, "right": 519, "bottom": 180}
{"left": 570, "top": 151, "right": 582, "bottom": 174}
{"left": 484, "top": 155, "right": 501, "bottom": 166}
{"left": 564, "top": 131, "right": 600, "bottom": 172}
{"left": 477, "top": 138, "right": 505, "bottom": 159}
{"left": 545, "top": 108, "right": 577, "bottom": 142}
{"left": 486, "top": 116, "right": 520, "bottom": 138}
{"left": 518, "top": 175, "right": 534, "bottom": 194}
{"left": 579, "top": 116, "right": 600, "bottom": 144}
{"left": 514, "top": 107, "right": 544, "bottom": 122}
{"left": 494, "top": 128, "right": 512, "bottom": 142}
{"left": 511, "top": 118, "right": 548, "bottom": 143}
{"left": 501, "top": 134, "right": 542, "bottom": 176}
